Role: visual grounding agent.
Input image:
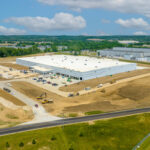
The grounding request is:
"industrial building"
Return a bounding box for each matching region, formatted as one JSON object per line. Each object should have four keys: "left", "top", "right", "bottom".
{"left": 16, "top": 55, "right": 136, "bottom": 80}
{"left": 97, "top": 47, "right": 150, "bottom": 62}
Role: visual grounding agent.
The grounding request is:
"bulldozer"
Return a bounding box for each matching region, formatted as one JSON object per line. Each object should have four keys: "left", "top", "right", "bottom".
{"left": 36, "top": 92, "right": 47, "bottom": 100}
{"left": 42, "top": 99, "right": 53, "bottom": 104}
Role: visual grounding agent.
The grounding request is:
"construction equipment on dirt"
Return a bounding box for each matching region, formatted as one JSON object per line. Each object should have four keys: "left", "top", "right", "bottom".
{"left": 42, "top": 99, "right": 53, "bottom": 104}
{"left": 37, "top": 92, "right": 47, "bottom": 100}
{"left": 68, "top": 93, "right": 74, "bottom": 97}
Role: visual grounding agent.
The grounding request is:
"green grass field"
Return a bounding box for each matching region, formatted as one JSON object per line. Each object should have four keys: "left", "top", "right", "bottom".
{"left": 138, "top": 136, "right": 150, "bottom": 150}
{"left": 85, "top": 111, "right": 104, "bottom": 116}
{"left": 1, "top": 113, "right": 150, "bottom": 150}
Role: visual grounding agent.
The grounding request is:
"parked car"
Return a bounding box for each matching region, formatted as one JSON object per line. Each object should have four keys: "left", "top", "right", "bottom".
{"left": 47, "top": 81, "right": 51, "bottom": 84}
{"left": 52, "top": 83, "right": 58, "bottom": 86}
{"left": 97, "top": 84, "right": 103, "bottom": 88}
{"left": 35, "top": 104, "right": 38, "bottom": 108}
{"left": 85, "top": 87, "right": 91, "bottom": 91}
{"left": 68, "top": 93, "right": 74, "bottom": 97}
{"left": 3, "top": 87, "right": 11, "bottom": 93}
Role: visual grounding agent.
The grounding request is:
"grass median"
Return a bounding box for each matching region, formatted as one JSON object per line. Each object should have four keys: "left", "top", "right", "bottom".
{"left": 1, "top": 113, "right": 150, "bottom": 150}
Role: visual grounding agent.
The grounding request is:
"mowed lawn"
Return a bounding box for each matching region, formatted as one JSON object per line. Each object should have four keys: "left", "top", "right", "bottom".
{"left": 139, "top": 136, "right": 150, "bottom": 150}
{"left": 1, "top": 114, "right": 150, "bottom": 150}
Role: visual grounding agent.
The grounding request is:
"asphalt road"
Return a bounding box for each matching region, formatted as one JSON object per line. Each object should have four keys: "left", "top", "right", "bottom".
{"left": 1, "top": 107, "right": 150, "bottom": 136}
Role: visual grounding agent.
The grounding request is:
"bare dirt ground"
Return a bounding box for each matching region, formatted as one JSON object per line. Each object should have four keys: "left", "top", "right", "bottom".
{"left": 59, "top": 69, "right": 150, "bottom": 92}
{"left": 11, "top": 76, "right": 150, "bottom": 117}
{"left": 0, "top": 89, "right": 26, "bottom": 106}
{"left": 0, "top": 77, "right": 7, "bottom": 81}
{"left": 0, "top": 103, "right": 33, "bottom": 128}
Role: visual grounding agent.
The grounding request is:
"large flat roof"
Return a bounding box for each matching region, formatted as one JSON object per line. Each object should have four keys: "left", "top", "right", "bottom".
{"left": 17, "top": 55, "right": 135, "bottom": 72}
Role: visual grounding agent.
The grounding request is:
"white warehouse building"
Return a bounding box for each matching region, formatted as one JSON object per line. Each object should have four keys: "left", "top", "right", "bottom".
{"left": 16, "top": 55, "right": 136, "bottom": 80}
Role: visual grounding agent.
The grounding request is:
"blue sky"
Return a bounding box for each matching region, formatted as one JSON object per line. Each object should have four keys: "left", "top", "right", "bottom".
{"left": 0, "top": 0, "right": 150, "bottom": 35}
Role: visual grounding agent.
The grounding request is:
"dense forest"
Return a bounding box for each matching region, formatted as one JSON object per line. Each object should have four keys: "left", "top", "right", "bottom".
{"left": 0, "top": 35, "right": 150, "bottom": 57}
{"left": 1, "top": 35, "right": 150, "bottom": 42}
{"left": 0, "top": 46, "right": 41, "bottom": 57}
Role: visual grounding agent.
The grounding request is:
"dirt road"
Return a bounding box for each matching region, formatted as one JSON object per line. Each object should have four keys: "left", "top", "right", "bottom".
{"left": 0, "top": 81, "right": 61, "bottom": 124}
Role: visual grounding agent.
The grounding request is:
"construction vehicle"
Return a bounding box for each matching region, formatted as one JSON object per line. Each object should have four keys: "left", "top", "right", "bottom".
{"left": 68, "top": 93, "right": 74, "bottom": 97}
{"left": 36, "top": 92, "right": 47, "bottom": 100}
{"left": 42, "top": 99, "right": 53, "bottom": 104}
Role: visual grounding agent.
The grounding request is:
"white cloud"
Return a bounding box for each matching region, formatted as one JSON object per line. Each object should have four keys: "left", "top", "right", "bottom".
{"left": 115, "top": 18, "right": 150, "bottom": 30}
{"left": 38, "top": 0, "right": 150, "bottom": 17}
{"left": 134, "top": 31, "right": 148, "bottom": 35}
{"left": 0, "top": 26, "right": 26, "bottom": 35}
{"left": 5, "top": 13, "right": 86, "bottom": 32}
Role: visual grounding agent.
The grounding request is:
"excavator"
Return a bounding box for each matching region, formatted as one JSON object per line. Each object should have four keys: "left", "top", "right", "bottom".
{"left": 37, "top": 92, "right": 53, "bottom": 104}
{"left": 36, "top": 92, "right": 47, "bottom": 100}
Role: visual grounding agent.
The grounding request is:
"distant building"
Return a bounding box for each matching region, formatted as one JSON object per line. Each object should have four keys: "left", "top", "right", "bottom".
{"left": 118, "top": 40, "right": 139, "bottom": 44}
{"left": 0, "top": 45, "right": 32, "bottom": 49}
{"left": 57, "top": 46, "right": 68, "bottom": 51}
{"left": 97, "top": 47, "right": 150, "bottom": 62}
{"left": 81, "top": 49, "right": 90, "bottom": 53}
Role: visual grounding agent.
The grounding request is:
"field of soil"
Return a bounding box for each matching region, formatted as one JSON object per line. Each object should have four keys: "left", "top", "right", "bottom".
{"left": 11, "top": 76, "right": 150, "bottom": 116}
{"left": 0, "top": 103, "right": 33, "bottom": 128}
{"left": 0, "top": 77, "right": 7, "bottom": 81}
{"left": 59, "top": 69, "right": 150, "bottom": 92}
{"left": 0, "top": 89, "right": 26, "bottom": 106}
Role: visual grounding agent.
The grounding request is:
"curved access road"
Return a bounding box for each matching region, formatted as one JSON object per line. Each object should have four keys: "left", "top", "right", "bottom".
{"left": 0, "top": 107, "right": 150, "bottom": 136}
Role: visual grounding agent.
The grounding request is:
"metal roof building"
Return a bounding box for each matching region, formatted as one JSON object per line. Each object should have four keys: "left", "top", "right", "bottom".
{"left": 97, "top": 47, "right": 150, "bottom": 62}
{"left": 16, "top": 55, "right": 136, "bottom": 80}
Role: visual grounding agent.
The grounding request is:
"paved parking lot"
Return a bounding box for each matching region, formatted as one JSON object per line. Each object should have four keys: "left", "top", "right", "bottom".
{"left": 26, "top": 74, "right": 80, "bottom": 97}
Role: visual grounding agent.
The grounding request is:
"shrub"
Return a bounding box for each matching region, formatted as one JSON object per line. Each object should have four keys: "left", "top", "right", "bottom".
{"left": 32, "top": 139, "right": 36, "bottom": 145}
{"left": 19, "top": 142, "right": 24, "bottom": 147}
{"left": 6, "top": 142, "right": 10, "bottom": 148}
{"left": 79, "top": 132, "right": 84, "bottom": 137}
{"left": 51, "top": 135, "right": 56, "bottom": 141}
{"left": 69, "top": 145, "right": 74, "bottom": 150}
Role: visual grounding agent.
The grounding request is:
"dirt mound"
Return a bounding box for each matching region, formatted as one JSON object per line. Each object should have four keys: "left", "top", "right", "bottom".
{"left": 0, "top": 89, "right": 26, "bottom": 106}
